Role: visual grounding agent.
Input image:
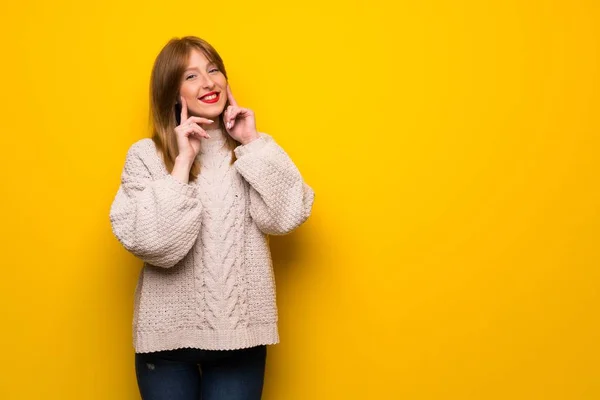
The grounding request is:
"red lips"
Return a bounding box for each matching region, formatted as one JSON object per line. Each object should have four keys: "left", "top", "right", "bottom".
{"left": 199, "top": 92, "right": 220, "bottom": 104}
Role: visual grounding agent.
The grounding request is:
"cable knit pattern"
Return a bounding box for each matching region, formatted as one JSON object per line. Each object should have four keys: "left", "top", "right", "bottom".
{"left": 109, "top": 129, "right": 315, "bottom": 352}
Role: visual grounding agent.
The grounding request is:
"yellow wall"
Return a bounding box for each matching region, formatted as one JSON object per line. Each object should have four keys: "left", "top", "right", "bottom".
{"left": 1, "top": 0, "right": 598, "bottom": 398}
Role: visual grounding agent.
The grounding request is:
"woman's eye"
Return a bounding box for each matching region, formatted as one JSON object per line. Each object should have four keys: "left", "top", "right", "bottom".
{"left": 209, "top": 68, "right": 219, "bottom": 73}
{"left": 185, "top": 74, "right": 197, "bottom": 80}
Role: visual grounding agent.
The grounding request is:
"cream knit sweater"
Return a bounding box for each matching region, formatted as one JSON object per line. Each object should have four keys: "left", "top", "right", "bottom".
{"left": 109, "top": 128, "right": 314, "bottom": 353}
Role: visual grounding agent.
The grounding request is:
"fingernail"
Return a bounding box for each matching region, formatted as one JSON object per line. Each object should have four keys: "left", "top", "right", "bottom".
{"left": 207, "top": 134, "right": 211, "bottom": 139}
{"left": 208, "top": 120, "right": 214, "bottom": 123}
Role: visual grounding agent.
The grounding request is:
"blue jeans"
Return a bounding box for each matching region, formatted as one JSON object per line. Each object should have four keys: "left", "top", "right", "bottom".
{"left": 135, "top": 345, "right": 267, "bottom": 400}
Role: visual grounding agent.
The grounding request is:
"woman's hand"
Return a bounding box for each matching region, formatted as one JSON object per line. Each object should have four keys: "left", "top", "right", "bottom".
{"left": 223, "top": 85, "right": 260, "bottom": 145}
{"left": 174, "top": 97, "right": 213, "bottom": 162}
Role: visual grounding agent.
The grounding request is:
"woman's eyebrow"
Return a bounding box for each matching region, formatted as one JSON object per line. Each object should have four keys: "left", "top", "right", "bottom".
{"left": 184, "top": 63, "right": 216, "bottom": 72}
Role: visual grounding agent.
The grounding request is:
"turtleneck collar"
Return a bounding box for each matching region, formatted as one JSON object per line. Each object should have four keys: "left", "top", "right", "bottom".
{"left": 199, "top": 127, "right": 230, "bottom": 155}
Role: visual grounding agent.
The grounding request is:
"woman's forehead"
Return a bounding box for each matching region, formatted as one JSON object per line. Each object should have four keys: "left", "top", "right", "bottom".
{"left": 187, "top": 48, "right": 215, "bottom": 68}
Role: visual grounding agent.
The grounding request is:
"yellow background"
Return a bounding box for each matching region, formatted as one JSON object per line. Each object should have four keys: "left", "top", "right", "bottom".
{"left": 1, "top": 0, "right": 598, "bottom": 398}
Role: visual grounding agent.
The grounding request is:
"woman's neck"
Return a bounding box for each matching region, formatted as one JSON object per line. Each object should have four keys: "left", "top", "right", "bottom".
{"left": 203, "top": 117, "right": 223, "bottom": 132}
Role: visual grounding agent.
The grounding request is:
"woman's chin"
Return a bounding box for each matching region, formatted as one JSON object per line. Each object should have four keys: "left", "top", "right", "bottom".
{"left": 191, "top": 107, "right": 224, "bottom": 121}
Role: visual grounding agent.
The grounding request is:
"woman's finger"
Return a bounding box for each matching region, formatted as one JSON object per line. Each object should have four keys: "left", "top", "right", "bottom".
{"left": 225, "top": 106, "right": 239, "bottom": 127}
{"left": 180, "top": 97, "right": 188, "bottom": 122}
{"left": 178, "top": 122, "right": 210, "bottom": 139}
{"left": 226, "top": 106, "right": 249, "bottom": 130}
{"left": 189, "top": 123, "right": 211, "bottom": 139}
{"left": 226, "top": 84, "right": 238, "bottom": 107}
{"left": 186, "top": 116, "right": 214, "bottom": 126}
{"left": 224, "top": 105, "right": 235, "bottom": 121}
{"left": 223, "top": 106, "right": 232, "bottom": 129}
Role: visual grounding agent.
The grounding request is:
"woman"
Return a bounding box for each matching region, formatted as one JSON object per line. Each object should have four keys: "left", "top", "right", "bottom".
{"left": 109, "top": 36, "right": 315, "bottom": 400}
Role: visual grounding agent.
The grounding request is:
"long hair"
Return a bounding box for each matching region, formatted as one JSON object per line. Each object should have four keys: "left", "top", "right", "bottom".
{"left": 149, "top": 36, "right": 237, "bottom": 181}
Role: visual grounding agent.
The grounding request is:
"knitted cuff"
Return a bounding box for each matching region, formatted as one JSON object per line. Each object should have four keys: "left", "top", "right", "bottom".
{"left": 234, "top": 134, "right": 269, "bottom": 158}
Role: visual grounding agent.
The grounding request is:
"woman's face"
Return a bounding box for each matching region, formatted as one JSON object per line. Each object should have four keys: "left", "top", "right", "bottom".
{"left": 179, "top": 49, "right": 227, "bottom": 123}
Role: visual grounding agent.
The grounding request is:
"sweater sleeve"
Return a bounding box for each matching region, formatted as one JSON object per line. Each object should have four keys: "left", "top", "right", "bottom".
{"left": 109, "top": 141, "right": 203, "bottom": 268}
{"left": 233, "top": 133, "right": 315, "bottom": 236}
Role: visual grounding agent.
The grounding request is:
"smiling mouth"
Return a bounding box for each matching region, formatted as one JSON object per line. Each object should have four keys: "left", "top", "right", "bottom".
{"left": 199, "top": 92, "right": 220, "bottom": 103}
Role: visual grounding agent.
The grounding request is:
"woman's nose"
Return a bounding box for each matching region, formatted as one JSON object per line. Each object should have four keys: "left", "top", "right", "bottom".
{"left": 200, "top": 74, "right": 215, "bottom": 89}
